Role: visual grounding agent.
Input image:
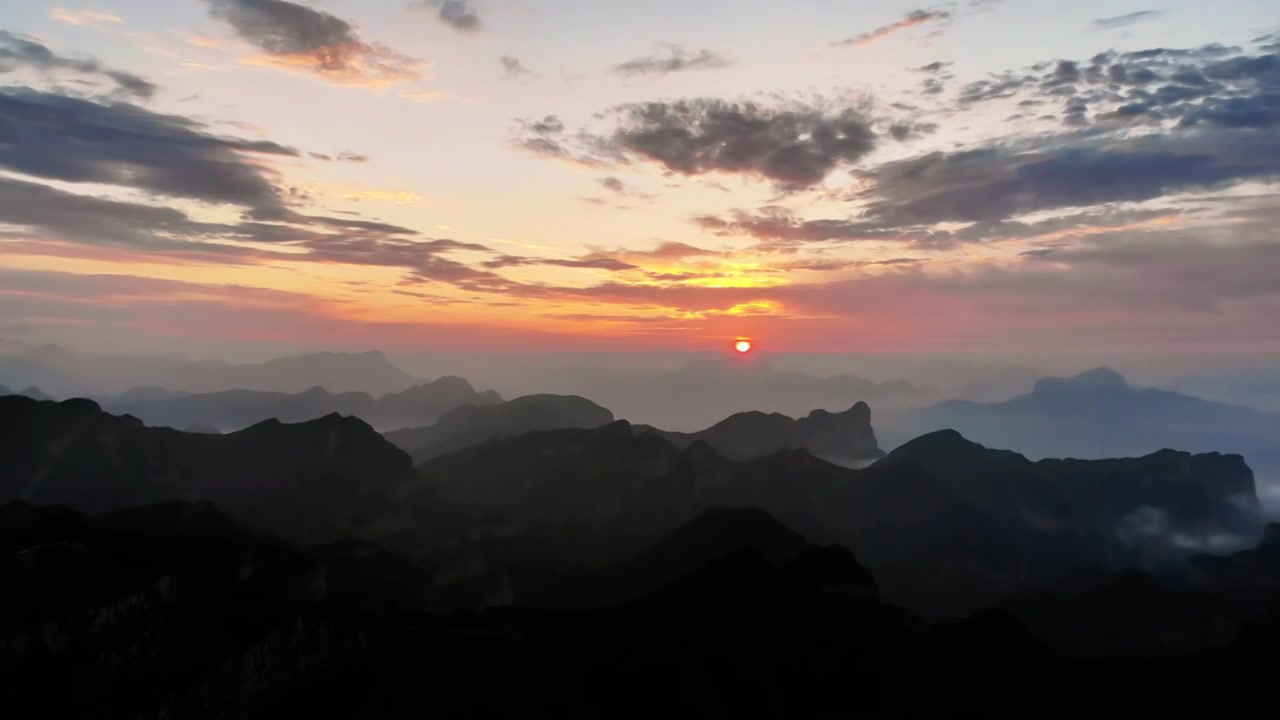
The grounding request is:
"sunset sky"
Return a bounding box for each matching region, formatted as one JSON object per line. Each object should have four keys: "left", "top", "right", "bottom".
{"left": 1, "top": 0, "right": 1278, "bottom": 357}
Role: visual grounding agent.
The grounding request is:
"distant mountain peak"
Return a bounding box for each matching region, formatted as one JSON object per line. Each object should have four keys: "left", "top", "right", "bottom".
{"left": 1034, "top": 367, "right": 1130, "bottom": 394}
{"left": 804, "top": 400, "right": 871, "bottom": 422}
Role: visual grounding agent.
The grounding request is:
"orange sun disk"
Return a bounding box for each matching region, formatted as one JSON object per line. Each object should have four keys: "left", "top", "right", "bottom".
{"left": 734, "top": 340, "right": 752, "bottom": 353}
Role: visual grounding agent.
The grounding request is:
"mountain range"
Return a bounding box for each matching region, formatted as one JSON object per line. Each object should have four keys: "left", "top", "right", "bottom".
{"left": 0, "top": 346, "right": 425, "bottom": 397}
{"left": 2, "top": 395, "right": 1264, "bottom": 616}
{"left": 890, "top": 367, "right": 1280, "bottom": 505}
{"left": 101, "top": 376, "right": 502, "bottom": 432}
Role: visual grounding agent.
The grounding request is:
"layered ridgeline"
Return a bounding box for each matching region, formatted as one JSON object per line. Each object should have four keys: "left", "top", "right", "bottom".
{"left": 101, "top": 376, "right": 502, "bottom": 432}
{"left": 386, "top": 396, "right": 884, "bottom": 466}
{"left": 405, "top": 423, "right": 1260, "bottom": 615}
{"left": 384, "top": 394, "right": 616, "bottom": 463}
{"left": 642, "top": 401, "right": 884, "bottom": 465}
{"left": 0, "top": 396, "right": 1263, "bottom": 616}
{"left": 891, "top": 368, "right": 1280, "bottom": 489}
{"left": 0, "top": 346, "right": 425, "bottom": 397}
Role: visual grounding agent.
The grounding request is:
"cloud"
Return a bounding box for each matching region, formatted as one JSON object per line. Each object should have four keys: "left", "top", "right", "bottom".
{"left": 521, "top": 98, "right": 877, "bottom": 191}
{"left": 0, "top": 30, "right": 155, "bottom": 98}
{"left": 49, "top": 8, "right": 124, "bottom": 26}
{"left": 400, "top": 89, "right": 449, "bottom": 101}
{"left": 1093, "top": 10, "right": 1165, "bottom": 30}
{"left": 501, "top": 55, "right": 535, "bottom": 79}
{"left": 203, "top": 0, "right": 427, "bottom": 88}
{"left": 482, "top": 255, "right": 637, "bottom": 271}
{"left": 595, "top": 176, "right": 655, "bottom": 202}
{"left": 0, "top": 175, "right": 258, "bottom": 259}
{"left": 860, "top": 131, "right": 1280, "bottom": 229}
{"left": 0, "top": 87, "right": 298, "bottom": 212}
{"left": 832, "top": 10, "right": 951, "bottom": 48}
{"left": 612, "top": 47, "right": 731, "bottom": 77}
{"left": 414, "top": 0, "right": 482, "bottom": 33}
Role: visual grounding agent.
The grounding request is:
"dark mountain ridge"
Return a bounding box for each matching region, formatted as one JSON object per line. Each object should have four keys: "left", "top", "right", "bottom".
{"left": 0, "top": 396, "right": 416, "bottom": 542}
{"left": 645, "top": 400, "right": 884, "bottom": 463}
{"left": 384, "top": 393, "right": 616, "bottom": 463}
{"left": 0, "top": 395, "right": 1264, "bottom": 617}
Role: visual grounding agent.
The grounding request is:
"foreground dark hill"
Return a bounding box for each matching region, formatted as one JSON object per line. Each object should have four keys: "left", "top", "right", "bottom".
{"left": 103, "top": 376, "right": 502, "bottom": 432}
{"left": 0, "top": 500, "right": 365, "bottom": 718}
{"left": 384, "top": 393, "right": 615, "bottom": 463}
{"left": 893, "top": 368, "right": 1280, "bottom": 491}
{"left": 9, "top": 500, "right": 1280, "bottom": 718}
{"left": 644, "top": 401, "right": 884, "bottom": 464}
{"left": 0, "top": 396, "right": 415, "bottom": 541}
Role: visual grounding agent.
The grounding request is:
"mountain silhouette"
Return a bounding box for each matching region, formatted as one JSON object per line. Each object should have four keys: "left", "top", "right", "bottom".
{"left": 0, "top": 396, "right": 415, "bottom": 541}
{"left": 647, "top": 401, "right": 884, "bottom": 463}
{"left": 105, "top": 376, "right": 502, "bottom": 432}
{"left": 893, "top": 368, "right": 1280, "bottom": 500}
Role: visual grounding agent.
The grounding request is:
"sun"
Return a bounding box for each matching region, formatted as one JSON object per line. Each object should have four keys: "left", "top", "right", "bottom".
{"left": 734, "top": 340, "right": 752, "bottom": 354}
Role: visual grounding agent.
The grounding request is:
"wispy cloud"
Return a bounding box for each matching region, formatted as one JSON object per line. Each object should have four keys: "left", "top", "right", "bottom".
{"left": 613, "top": 47, "right": 731, "bottom": 77}
{"left": 832, "top": 10, "right": 950, "bottom": 48}
{"left": 49, "top": 8, "right": 123, "bottom": 27}
{"left": 0, "top": 30, "right": 154, "bottom": 98}
{"left": 413, "top": 0, "right": 482, "bottom": 33}
{"left": 1093, "top": 10, "right": 1165, "bottom": 30}
{"left": 501, "top": 55, "right": 535, "bottom": 79}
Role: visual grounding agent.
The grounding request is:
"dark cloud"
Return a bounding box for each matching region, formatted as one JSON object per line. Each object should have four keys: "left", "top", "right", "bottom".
{"left": 832, "top": 10, "right": 951, "bottom": 47}
{"left": 859, "top": 129, "right": 1280, "bottom": 228}
{"left": 595, "top": 176, "right": 655, "bottom": 201}
{"left": 525, "top": 99, "right": 877, "bottom": 191}
{"left": 914, "top": 61, "right": 954, "bottom": 95}
{"left": 887, "top": 121, "right": 938, "bottom": 141}
{"left": 956, "top": 44, "right": 1277, "bottom": 133}
{"left": 692, "top": 207, "right": 956, "bottom": 250}
{"left": 0, "top": 87, "right": 296, "bottom": 212}
{"left": 337, "top": 152, "right": 368, "bottom": 162}
{"left": 204, "top": 0, "right": 425, "bottom": 87}
{"left": 482, "top": 255, "right": 637, "bottom": 271}
{"left": 1093, "top": 10, "right": 1165, "bottom": 30}
{"left": 412, "top": 0, "right": 481, "bottom": 33}
{"left": 501, "top": 55, "right": 535, "bottom": 79}
{"left": 0, "top": 30, "right": 155, "bottom": 98}
{"left": 0, "top": 175, "right": 259, "bottom": 259}
{"left": 612, "top": 47, "right": 732, "bottom": 77}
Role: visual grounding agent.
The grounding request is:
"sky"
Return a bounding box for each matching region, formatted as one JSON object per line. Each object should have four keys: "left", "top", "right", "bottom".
{"left": 1, "top": 0, "right": 1278, "bottom": 359}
